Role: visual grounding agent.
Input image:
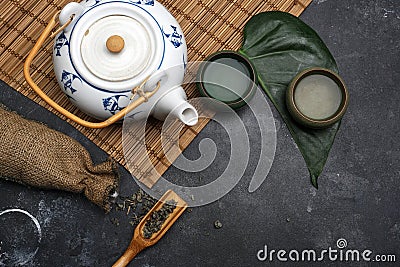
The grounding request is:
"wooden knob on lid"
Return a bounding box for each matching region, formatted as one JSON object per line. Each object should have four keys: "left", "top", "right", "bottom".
{"left": 106, "top": 35, "right": 125, "bottom": 53}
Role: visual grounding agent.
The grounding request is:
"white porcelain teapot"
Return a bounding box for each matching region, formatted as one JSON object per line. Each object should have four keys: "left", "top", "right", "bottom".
{"left": 24, "top": 0, "right": 198, "bottom": 128}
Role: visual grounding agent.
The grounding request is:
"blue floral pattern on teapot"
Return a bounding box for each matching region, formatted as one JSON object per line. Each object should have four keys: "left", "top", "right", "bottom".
{"left": 61, "top": 70, "right": 81, "bottom": 94}
{"left": 102, "top": 95, "right": 129, "bottom": 115}
{"left": 54, "top": 32, "right": 69, "bottom": 57}
{"left": 163, "top": 25, "right": 183, "bottom": 48}
{"left": 131, "top": 0, "right": 154, "bottom": 6}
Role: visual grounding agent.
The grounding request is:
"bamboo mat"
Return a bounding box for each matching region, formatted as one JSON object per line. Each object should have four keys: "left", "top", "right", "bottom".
{"left": 0, "top": 0, "right": 311, "bottom": 187}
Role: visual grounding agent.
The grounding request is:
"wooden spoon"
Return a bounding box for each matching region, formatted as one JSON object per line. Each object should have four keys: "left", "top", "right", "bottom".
{"left": 113, "top": 190, "right": 187, "bottom": 267}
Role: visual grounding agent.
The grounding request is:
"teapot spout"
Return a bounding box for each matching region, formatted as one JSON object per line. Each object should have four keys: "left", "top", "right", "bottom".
{"left": 174, "top": 103, "right": 198, "bottom": 126}
{"left": 152, "top": 86, "right": 198, "bottom": 126}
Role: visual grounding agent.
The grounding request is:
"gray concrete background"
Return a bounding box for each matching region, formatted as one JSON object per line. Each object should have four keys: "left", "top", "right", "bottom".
{"left": 0, "top": 0, "right": 399, "bottom": 266}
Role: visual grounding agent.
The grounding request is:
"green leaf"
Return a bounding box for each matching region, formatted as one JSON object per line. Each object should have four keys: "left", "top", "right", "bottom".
{"left": 239, "top": 11, "right": 341, "bottom": 188}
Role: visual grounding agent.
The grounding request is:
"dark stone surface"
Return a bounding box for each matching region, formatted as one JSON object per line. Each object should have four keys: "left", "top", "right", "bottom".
{"left": 0, "top": 0, "right": 399, "bottom": 266}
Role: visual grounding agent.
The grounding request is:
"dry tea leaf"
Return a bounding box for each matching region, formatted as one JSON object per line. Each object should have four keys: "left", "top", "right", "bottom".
{"left": 142, "top": 200, "right": 178, "bottom": 239}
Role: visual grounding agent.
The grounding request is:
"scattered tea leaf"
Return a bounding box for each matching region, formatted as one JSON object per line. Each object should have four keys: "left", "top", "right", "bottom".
{"left": 113, "top": 189, "right": 157, "bottom": 228}
{"left": 110, "top": 218, "right": 120, "bottom": 226}
{"left": 214, "top": 220, "right": 223, "bottom": 229}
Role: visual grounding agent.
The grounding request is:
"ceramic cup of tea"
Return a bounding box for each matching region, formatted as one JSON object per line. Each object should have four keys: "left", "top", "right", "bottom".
{"left": 286, "top": 67, "right": 349, "bottom": 129}
{"left": 196, "top": 50, "right": 257, "bottom": 110}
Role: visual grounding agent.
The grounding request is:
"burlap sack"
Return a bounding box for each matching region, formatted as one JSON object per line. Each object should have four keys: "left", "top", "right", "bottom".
{"left": 0, "top": 106, "right": 119, "bottom": 212}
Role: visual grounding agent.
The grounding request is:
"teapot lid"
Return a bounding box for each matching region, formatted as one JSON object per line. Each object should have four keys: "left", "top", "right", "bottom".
{"left": 67, "top": 2, "right": 164, "bottom": 92}
{"left": 80, "top": 15, "right": 151, "bottom": 82}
